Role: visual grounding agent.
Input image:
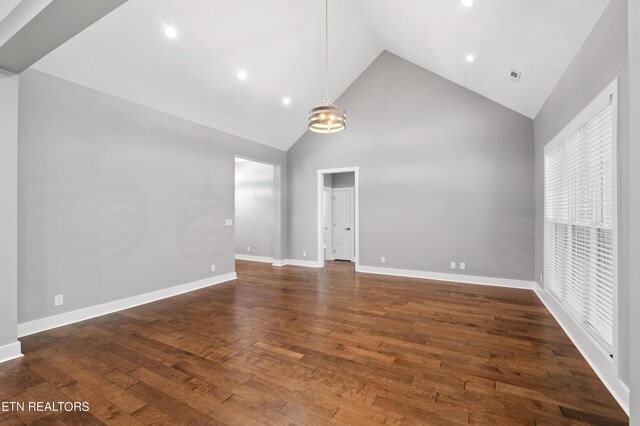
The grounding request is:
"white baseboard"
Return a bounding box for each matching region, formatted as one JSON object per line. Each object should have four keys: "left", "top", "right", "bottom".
{"left": 17, "top": 272, "right": 237, "bottom": 338}
{"left": 356, "top": 265, "right": 535, "bottom": 290}
{"left": 280, "top": 259, "right": 322, "bottom": 268}
{"left": 534, "top": 284, "right": 629, "bottom": 414}
{"left": 0, "top": 341, "right": 23, "bottom": 364}
{"left": 235, "top": 256, "right": 320, "bottom": 268}
{"left": 235, "top": 254, "right": 274, "bottom": 263}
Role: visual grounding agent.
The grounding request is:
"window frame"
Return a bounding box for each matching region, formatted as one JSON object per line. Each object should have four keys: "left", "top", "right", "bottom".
{"left": 543, "top": 78, "right": 619, "bottom": 367}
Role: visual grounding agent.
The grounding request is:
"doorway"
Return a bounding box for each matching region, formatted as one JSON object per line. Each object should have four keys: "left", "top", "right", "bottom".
{"left": 235, "top": 156, "right": 283, "bottom": 265}
{"left": 317, "top": 167, "right": 359, "bottom": 268}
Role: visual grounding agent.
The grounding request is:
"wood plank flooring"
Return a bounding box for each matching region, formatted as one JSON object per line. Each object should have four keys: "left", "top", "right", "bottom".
{"left": 1, "top": 260, "right": 628, "bottom": 425}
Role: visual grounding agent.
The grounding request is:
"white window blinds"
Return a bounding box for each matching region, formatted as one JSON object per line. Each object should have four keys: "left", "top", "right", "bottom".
{"left": 544, "top": 88, "right": 617, "bottom": 352}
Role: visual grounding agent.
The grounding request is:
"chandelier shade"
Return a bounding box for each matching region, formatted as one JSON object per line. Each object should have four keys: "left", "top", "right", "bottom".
{"left": 308, "top": 0, "right": 346, "bottom": 134}
{"left": 308, "top": 101, "right": 346, "bottom": 133}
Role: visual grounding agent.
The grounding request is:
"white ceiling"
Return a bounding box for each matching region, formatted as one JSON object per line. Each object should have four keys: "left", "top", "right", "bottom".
{"left": 32, "top": 0, "right": 381, "bottom": 150}
{"left": 0, "top": 0, "right": 22, "bottom": 23}
{"left": 32, "top": 0, "right": 610, "bottom": 151}
{"left": 357, "top": 0, "right": 610, "bottom": 119}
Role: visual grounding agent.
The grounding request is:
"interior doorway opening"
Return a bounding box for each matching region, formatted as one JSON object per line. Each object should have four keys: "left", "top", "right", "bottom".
{"left": 317, "top": 167, "right": 359, "bottom": 269}
{"left": 235, "top": 157, "right": 282, "bottom": 265}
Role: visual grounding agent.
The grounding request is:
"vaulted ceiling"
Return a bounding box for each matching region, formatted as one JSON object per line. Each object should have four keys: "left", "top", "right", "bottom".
{"left": 30, "top": 0, "right": 610, "bottom": 150}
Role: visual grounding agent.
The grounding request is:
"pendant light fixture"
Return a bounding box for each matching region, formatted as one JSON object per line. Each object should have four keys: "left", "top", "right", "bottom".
{"left": 308, "top": 0, "right": 346, "bottom": 134}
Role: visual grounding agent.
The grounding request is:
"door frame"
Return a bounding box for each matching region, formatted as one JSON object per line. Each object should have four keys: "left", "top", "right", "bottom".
{"left": 322, "top": 186, "right": 333, "bottom": 261}
{"left": 316, "top": 167, "right": 359, "bottom": 269}
{"left": 331, "top": 187, "right": 355, "bottom": 262}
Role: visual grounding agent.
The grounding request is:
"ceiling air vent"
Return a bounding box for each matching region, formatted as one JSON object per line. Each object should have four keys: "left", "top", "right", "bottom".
{"left": 509, "top": 69, "right": 521, "bottom": 84}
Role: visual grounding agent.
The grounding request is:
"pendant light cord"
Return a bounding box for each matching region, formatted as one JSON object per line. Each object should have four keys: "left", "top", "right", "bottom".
{"left": 325, "top": 0, "right": 329, "bottom": 102}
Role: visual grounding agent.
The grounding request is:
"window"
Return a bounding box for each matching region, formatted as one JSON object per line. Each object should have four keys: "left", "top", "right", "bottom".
{"left": 544, "top": 80, "right": 617, "bottom": 353}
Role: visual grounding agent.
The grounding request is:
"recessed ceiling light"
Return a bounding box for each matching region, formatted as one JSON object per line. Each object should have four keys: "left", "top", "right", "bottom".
{"left": 282, "top": 97, "right": 291, "bottom": 106}
{"left": 462, "top": 0, "right": 474, "bottom": 7}
{"left": 465, "top": 54, "right": 475, "bottom": 63}
{"left": 164, "top": 25, "right": 177, "bottom": 39}
{"left": 237, "top": 70, "right": 248, "bottom": 80}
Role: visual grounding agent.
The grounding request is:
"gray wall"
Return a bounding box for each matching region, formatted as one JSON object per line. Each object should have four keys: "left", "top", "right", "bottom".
{"left": 533, "top": 0, "right": 630, "bottom": 386}
{"left": 18, "top": 69, "right": 287, "bottom": 323}
{"left": 331, "top": 172, "right": 355, "bottom": 188}
{"left": 288, "top": 51, "right": 535, "bottom": 281}
{"left": 235, "top": 160, "right": 274, "bottom": 258}
{"left": 0, "top": 69, "right": 19, "bottom": 349}
{"left": 629, "top": 0, "right": 640, "bottom": 422}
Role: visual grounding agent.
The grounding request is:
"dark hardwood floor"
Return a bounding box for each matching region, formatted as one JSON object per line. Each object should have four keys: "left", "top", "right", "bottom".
{"left": 0, "top": 260, "right": 628, "bottom": 425}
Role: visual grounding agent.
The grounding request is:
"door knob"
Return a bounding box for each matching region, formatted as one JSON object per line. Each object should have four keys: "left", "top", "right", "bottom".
{"left": 345, "top": 227, "right": 351, "bottom": 231}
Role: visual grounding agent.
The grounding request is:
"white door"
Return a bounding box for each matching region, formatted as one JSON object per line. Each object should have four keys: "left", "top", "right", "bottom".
{"left": 322, "top": 188, "right": 332, "bottom": 260}
{"left": 332, "top": 188, "right": 353, "bottom": 261}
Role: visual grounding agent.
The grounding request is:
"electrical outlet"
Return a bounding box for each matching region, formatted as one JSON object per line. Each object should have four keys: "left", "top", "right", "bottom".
{"left": 460, "top": 262, "right": 466, "bottom": 270}
{"left": 450, "top": 262, "right": 456, "bottom": 270}
{"left": 247, "top": 246, "right": 251, "bottom": 252}
{"left": 303, "top": 251, "right": 307, "bottom": 257}
{"left": 225, "top": 219, "right": 233, "bottom": 226}
{"left": 54, "top": 294, "right": 64, "bottom": 307}
{"left": 211, "top": 264, "right": 216, "bottom": 272}
{"left": 380, "top": 256, "right": 386, "bottom": 263}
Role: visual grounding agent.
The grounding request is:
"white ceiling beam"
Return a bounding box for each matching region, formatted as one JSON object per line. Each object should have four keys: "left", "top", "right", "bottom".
{"left": 0, "top": 0, "right": 128, "bottom": 73}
